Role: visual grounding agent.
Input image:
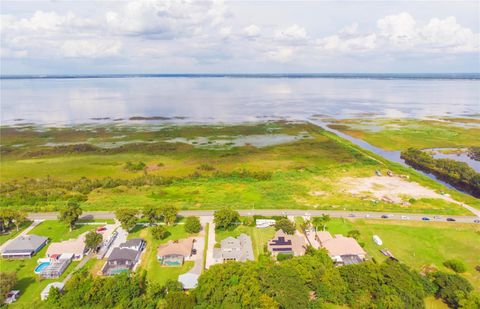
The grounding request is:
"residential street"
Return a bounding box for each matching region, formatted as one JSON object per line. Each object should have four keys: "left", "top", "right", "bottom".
{"left": 27, "top": 210, "right": 480, "bottom": 223}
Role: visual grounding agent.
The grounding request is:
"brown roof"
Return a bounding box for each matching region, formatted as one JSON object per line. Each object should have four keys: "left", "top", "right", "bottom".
{"left": 157, "top": 238, "right": 194, "bottom": 257}
{"left": 46, "top": 233, "right": 87, "bottom": 257}
{"left": 317, "top": 232, "right": 366, "bottom": 257}
{"left": 267, "top": 230, "right": 306, "bottom": 256}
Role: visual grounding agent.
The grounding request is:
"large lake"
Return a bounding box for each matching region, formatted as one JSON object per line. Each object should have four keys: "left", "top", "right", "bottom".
{"left": 1, "top": 76, "right": 479, "bottom": 125}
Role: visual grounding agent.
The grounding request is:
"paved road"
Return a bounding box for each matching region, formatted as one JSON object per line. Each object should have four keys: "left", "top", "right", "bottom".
{"left": 28, "top": 210, "right": 480, "bottom": 224}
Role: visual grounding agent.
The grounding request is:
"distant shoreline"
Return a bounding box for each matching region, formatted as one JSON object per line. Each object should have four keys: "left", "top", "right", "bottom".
{"left": 2, "top": 73, "right": 480, "bottom": 80}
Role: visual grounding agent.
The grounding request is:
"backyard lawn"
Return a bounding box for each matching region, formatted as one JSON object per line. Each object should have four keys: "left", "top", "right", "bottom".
{"left": 324, "top": 218, "right": 480, "bottom": 290}
{"left": 0, "top": 220, "right": 100, "bottom": 307}
{"left": 129, "top": 221, "right": 196, "bottom": 285}
{"left": 215, "top": 225, "right": 276, "bottom": 259}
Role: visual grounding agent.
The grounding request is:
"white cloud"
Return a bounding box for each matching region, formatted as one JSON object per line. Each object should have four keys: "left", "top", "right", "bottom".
{"left": 318, "top": 33, "right": 377, "bottom": 53}
{"left": 265, "top": 48, "right": 294, "bottom": 62}
{"left": 275, "top": 24, "right": 307, "bottom": 42}
{"left": 243, "top": 24, "right": 260, "bottom": 38}
{"left": 61, "top": 39, "right": 122, "bottom": 58}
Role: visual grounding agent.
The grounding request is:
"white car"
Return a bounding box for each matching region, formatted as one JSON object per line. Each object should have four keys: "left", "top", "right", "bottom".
{"left": 401, "top": 215, "right": 410, "bottom": 220}
{"left": 365, "top": 214, "right": 371, "bottom": 218}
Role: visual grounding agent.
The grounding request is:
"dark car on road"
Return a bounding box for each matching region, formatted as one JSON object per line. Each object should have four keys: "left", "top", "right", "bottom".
{"left": 473, "top": 219, "right": 479, "bottom": 223}
{"left": 422, "top": 217, "right": 430, "bottom": 221}
{"left": 446, "top": 218, "right": 456, "bottom": 222}
{"left": 381, "top": 215, "right": 389, "bottom": 219}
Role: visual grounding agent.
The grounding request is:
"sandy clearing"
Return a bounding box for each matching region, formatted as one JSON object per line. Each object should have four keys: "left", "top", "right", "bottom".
{"left": 343, "top": 176, "right": 443, "bottom": 203}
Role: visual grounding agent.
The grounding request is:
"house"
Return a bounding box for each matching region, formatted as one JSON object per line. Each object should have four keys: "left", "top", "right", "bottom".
{"left": 156, "top": 238, "right": 194, "bottom": 266}
{"left": 316, "top": 231, "right": 366, "bottom": 265}
{"left": 46, "top": 233, "right": 87, "bottom": 261}
{"left": 102, "top": 238, "right": 145, "bottom": 276}
{"left": 40, "top": 253, "right": 73, "bottom": 278}
{"left": 1, "top": 235, "right": 48, "bottom": 259}
{"left": 40, "top": 282, "right": 64, "bottom": 301}
{"left": 256, "top": 219, "right": 276, "bottom": 228}
{"left": 178, "top": 272, "right": 200, "bottom": 290}
{"left": 267, "top": 230, "right": 306, "bottom": 257}
{"left": 213, "top": 234, "right": 254, "bottom": 263}
{"left": 119, "top": 238, "right": 145, "bottom": 251}
{"left": 3, "top": 290, "right": 20, "bottom": 304}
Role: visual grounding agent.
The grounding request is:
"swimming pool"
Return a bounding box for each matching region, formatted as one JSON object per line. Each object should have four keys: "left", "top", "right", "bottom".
{"left": 34, "top": 262, "right": 51, "bottom": 274}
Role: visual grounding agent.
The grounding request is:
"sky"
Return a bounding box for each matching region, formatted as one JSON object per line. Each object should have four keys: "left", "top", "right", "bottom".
{"left": 1, "top": 0, "right": 479, "bottom": 74}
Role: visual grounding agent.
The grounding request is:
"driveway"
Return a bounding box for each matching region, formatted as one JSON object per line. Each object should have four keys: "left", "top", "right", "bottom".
{"left": 188, "top": 224, "right": 206, "bottom": 275}
{"left": 203, "top": 216, "right": 217, "bottom": 269}
{"left": 104, "top": 226, "right": 127, "bottom": 258}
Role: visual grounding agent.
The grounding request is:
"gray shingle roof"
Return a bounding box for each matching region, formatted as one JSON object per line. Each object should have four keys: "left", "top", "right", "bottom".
{"left": 108, "top": 248, "right": 139, "bottom": 261}
{"left": 2, "top": 234, "right": 48, "bottom": 254}
{"left": 119, "top": 238, "right": 144, "bottom": 249}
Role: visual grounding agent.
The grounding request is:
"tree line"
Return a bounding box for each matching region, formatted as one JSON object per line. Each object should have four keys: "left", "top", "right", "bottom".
{"left": 35, "top": 249, "right": 479, "bottom": 309}
{"left": 401, "top": 148, "right": 480, "bottom": 197}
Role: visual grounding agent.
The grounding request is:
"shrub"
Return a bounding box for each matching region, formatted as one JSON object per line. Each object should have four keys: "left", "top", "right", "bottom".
{"left": 184, "top": 216, "right": 201, "bottom": 234}
{"left": 443, "top": 259, "right": 467, "bottom": 273}
{"left": 151, "top": 225, "right": 169, "bottom": 240}
{"left": 276, "top": 253, "right": 293, "bottom": 261}
{"left": 274, "top": 218, "right": 296, "bottom": 235}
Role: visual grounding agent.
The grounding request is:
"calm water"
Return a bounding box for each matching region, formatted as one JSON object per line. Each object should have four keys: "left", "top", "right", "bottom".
{"left": 1, "top": 76, "right": 479, "bottom": 125}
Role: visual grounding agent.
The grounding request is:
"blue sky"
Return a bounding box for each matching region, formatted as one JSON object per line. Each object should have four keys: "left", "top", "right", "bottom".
{"left": 1, "top": 0, "right": 479, "bottom": 74}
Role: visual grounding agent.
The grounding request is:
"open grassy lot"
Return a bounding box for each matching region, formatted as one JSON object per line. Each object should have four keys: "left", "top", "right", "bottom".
{"left": 324, "top": 218, "right": 480, "bottom": 290}
{"left": 29, "top": 220, "right": 98, "bottom": 242}
{"left": 0, "top": 221, "right": 32, "bottom": 245}
{"left": 1, "top": 121, "right": 478, "bottom": 214}
{"left": 328, "top": 118, "right": 480, "bottom": 151}
{"left": 128, "top": 221, "right": 196, "bottom": 285}
{"left": 0, "top": 220, "right": 96, "bottom": 307}
{"left": 215, "top": 225, "right": 276, "bottom": 259}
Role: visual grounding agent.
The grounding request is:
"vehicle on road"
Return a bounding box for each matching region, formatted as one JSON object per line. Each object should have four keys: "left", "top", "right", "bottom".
{"left": 97, "top": 227, "right": 107, "bottom": 232}
{"left": 381, "top": 215, "right": 389, "bottom": 219}
{"left": 365, "top": 214, "right": 371, "bottom": 218}
{"left": 474, "top": 219, "right": 480, "bottom": 223}
{"left": 433, "top": 215, "right": 442, "bottom": 220}
{"left": 422, "top": 217, "right": 430, "bottom": 221}
{"left": 446, "top": 218, "right": 456, "bottom": 222}
{"left": 348, "top": 214, "right": 355, "bottom": 218}
{"left": 401, "top": 215, "right": 409, "bottom": 220}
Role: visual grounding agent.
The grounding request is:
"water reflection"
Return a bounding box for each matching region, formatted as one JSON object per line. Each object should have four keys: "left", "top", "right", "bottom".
{"left": 1, "top": 77, "right": 479, "bottom": 125}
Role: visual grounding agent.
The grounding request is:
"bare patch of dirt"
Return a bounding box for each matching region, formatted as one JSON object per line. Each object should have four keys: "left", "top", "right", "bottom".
{"left": 342, "top": 176, "right": 442, "bottom": 204}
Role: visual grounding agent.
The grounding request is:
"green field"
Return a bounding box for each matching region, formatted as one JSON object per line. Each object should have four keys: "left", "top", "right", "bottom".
{"left": 128, "top": 221, "right": 196, "bottom": 285}
{"left": 323, "top": 218, "right": 480, "bottom": 290}
{"left": 327, "top": 118, "right": 480, "bottom": 151}
{"left": 215, "top": 225, "right": 276, "bottom": 259}
{"left": 0, "top": 220, "right": 99, "bottom": 307}
{"left": 1, "top": 121, "right": 478, "bottom": 215}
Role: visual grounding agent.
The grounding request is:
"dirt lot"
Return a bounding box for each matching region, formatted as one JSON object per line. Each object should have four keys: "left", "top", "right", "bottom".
{"left": 343, "top": 176, "right": 444, "bottom": 204}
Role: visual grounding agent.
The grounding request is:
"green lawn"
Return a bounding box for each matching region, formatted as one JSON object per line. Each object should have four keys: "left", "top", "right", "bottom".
{"left": 129, "top": 221, "right": 196, "bottom": 285}
{"left": 215, "top": 225, "right": 276, "bottom": 259}
{"left": 0, "top": 221, "right": 33, "bottom": 245}
{"left": 324, "top": 218, "right": 480, "bottom": 290}
{"left": 0, "top": 221, "right": 100, "bottom": 306}
{"left": 29, "top": 220, "right": 98, "bottom": 242}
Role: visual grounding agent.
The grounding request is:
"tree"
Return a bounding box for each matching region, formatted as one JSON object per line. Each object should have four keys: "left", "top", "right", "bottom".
{"left": 213, "top": 208, "right": 240, "bottom": 230}
{"left": 432, "top": 272, "right": 473, "bottom": 308}
{"left": 184, "top": 216, "right": 201, "bottom": 234}
{"left": 443, "top": 259, "right": 467, "bottom": 273}
{"left": 0, "top": 272, "right": 17, "bottom": 304}
{"left": 143, "top": 206, "right": 161, "bottom": 225}
{"left": 151, "top": 225, "right": 169, "bottom": 240}
{"left": 347, "top": 230, "right": 361, "bottom": 240}
{"left": 274, "top": 218, "right": 296, "bottom": 235}
{"left": 58, "top": 201, "right": 83, "bottom": 231}
{"left": 161, "top": 205, "right": 178, "bottom": 226}
{"left": 312, "top": 214, "right": 330, "bottom": 231}
{"left": 11, "top": 210, "right": 27, "bottom": 231}
{"left": 85, "top": 231, "right": 103, "bottom": 252}
{"left": 165, "top": 291, "right": 196, "bottom": 309}
{"left": 115, "top": 209, "right": 138, "bottom": 231}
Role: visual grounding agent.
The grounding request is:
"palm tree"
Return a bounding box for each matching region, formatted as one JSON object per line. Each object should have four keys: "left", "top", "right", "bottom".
{"left": 312, "top": 214, "right": 330, "bottom": 231}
